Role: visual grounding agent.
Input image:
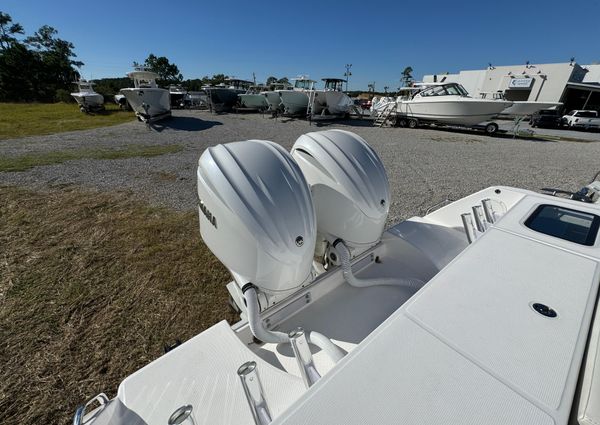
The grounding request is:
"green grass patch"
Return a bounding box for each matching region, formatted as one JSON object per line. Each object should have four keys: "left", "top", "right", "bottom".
{"left": 0, "top": 186, "right": 234, "bottom": 424}
{"left": 0, "top": 102, "right": 135, "bottom": 140}
{"left": 0, "top": 144, "right": 183, "bottom": 172}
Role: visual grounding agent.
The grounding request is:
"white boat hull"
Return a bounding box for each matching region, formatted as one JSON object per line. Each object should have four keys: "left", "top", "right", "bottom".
{"left": 501, "top": 101, "right": 562, "bottom": 116}
{"left": 280, "top": 90, "right": 309, "bottom": 115}
{"left": 239, "top": 94, "right": 268, "bottom": 109}
{"left": 71, "top": 93, "right": 104, "bottom": 108}
{"left": 263, "top": 92, "right": 282, "bottom": 111}
{"left": 397, "top": 98, "right": 512, "bottom": 126}
{"left": 121, "top": 88, "right": 171, "bottom": 119}
{"left": 324, "top": 91, "right": 353, "bottom": 115}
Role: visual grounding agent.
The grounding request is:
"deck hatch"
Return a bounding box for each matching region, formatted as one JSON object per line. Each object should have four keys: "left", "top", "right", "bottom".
{"left": 524, "top": 204, "right": 600, "bottom": 246}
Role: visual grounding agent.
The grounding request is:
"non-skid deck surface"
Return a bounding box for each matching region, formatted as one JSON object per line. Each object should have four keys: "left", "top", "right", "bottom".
{"left": 117, "top": 321, "right": 305, "bottom": 425}
{"left": 272, "top": 227, "right": 599, "bottom": 425}
{"left": 254, "top": 282, "right": 418, "bottom": 376}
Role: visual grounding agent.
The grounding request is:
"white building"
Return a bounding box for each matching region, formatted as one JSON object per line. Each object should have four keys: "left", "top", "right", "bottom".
{"left": 423, "top": 62, "right": 600, "bottom": 112}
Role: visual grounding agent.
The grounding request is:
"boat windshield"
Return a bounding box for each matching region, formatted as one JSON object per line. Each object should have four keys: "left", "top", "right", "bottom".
{"left": 136, "top": 79, "right": 156, "bottom": 88}
{"left": 419, "top": 83, "right": 468, "bottom": 97}
{"left": 323, "top": 80, "right": 344, "bottom": 91}
{"left": 294, "top": 80, "right": 314, "bottom": 90}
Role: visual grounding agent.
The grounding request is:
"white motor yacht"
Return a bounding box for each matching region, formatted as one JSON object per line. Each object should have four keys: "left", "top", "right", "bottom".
{"left": 73, "top": 129, "right": 600, "bottom": 425}
{"left": 71, "top": 80, "right": 104, "bottom": 112}
{"left": 320, "top": 78, "right": 353, "bottom": 115}
{"left": 121, "top": 67, "right": 171, "bottom": 122}
{"left": 279, "top": 77, "right": 318, "bottom": 115}
{"left": 397, "top": 82, "right": 512, "bottom": 129}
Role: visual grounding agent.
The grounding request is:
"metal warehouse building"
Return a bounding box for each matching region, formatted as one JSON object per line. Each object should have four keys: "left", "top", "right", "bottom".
{"left": 423, "top": 62, "right": 600, "bottom": 113}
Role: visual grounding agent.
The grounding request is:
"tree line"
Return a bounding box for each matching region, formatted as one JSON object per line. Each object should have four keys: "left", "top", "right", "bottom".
{"left": 1, "top": 10, "right": 413, "bottom": 103}
{"left": 0, "top": 11, "right": 83, "bottom": 102}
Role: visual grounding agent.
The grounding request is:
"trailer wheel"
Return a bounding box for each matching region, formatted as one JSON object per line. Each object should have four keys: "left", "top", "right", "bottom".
{"left": 484, "top": 122, "right": 499, "bottom": 135}
{"left": 408, "top": 118, "right": 418, "bottom": 129}
{"left": 398, "top": 118, "right": 408, "bottom": 127}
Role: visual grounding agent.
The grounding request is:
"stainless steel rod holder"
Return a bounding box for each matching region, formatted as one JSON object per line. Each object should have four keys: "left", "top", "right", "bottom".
{"left": 168, "top": 405, "right": 196, "bottom": 425}
{"left": 481, "top": 198, "right": 496, "bottom": 224}
{"left": 472, "top": 205, "right": 487, "bottom": 232}
{"left": 238, "top": 361, "right": 272, "bottom": 425}
{"left": 289, "top": 328, "right": 321, "bottom": 388}
{"left": 461, "top": 213, "right": 477, "bottom": 244}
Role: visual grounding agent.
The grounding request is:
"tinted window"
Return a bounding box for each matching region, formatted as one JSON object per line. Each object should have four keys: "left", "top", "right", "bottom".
{"left": 578, "top": 111, "right": 597, "bottom": 118}
{"left": 525, "top": 205, "right": 600, "bottom": 246}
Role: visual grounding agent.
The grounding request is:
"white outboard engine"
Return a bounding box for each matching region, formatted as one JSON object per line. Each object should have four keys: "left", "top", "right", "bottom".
{"left": 291, "top": 129, "right": 390, "bottom": 260}
{"left": 292, "top": 130, "right": 423, "bottom": 290}
{"left": 197, "top": 140, "right": 347, "bottom": 366}
{"left": 197, "top": 139, "right": 316, "bottom": 298}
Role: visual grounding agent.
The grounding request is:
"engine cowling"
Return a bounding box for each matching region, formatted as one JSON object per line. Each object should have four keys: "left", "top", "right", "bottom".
{"left": 291, "top": 130, "right": 389, "bottom": 253}
{"left": 197, "top": 140, "right": 316, "bottom": 294}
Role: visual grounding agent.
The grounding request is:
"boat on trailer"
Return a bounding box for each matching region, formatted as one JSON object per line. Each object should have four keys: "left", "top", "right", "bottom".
{"left": 206, "top": 79, "right": 253, "bottom": 112}
{"left": 279, "top": 77, "right": 320, "bottom": 115}
{"left": 121, "top": 67, "right": 171, "bottom": 123}
{"left": 319, "top": 78, "right": 353, "bottom": 116}
{"left": 238, "top": 86, "right": 269, "bottom": 110}
{"left": 73, "top": 130, "right": 600, "bottom": 425}
{"left": 168, "top": 85, "right": 187, "bottom": 109}
{"left": 395, "top": 82, "right": 512, "bottom": 134}
{"left": 71, "top": 80, "right": 104, "bottom": 112}
{"left": 262, "top": 83, "right": 293, "bottom": 113}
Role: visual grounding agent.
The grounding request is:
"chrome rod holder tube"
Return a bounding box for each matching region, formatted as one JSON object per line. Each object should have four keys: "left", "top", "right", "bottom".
{"left": 289, "top": 328, "right": 321, "bottom": 388}
{"left": 238, "top": 361, "right": 272, "bottom": 425}
{"left": 481, "top": 198, "right": 496, "bottom": 224}
{"left": 168, "top": 405, "right": 196, "bottom": 425}
{"left": 461, "top": 213, "right": 477, "bottom": 244}
{"left": 472, "top": 205, "right": 487, "bottom": 232}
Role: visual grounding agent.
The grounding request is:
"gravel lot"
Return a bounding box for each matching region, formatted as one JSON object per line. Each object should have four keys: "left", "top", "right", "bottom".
{"left": 2, "top": 109, "right": 600, "bottom": 224}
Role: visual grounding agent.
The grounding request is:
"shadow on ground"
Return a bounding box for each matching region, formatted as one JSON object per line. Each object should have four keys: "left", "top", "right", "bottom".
{"left": 401, "top": 124, "right": 560, "bottom": 143}
{"left": 150, "top": 116, "right": 223, "bottom": 132}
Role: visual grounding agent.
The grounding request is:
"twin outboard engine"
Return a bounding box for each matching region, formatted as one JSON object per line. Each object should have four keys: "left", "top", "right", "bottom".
{"left": 197, "top": 130, "right": 397, "bottom": 303}
{"left": 197, "top": 131, "right": 422, "bottom": 391}
{"left": 291, "top": 129, "right": 390, "bottom": 264}
{"left": 197, "top": 139, "right": 348, "bottom": 372}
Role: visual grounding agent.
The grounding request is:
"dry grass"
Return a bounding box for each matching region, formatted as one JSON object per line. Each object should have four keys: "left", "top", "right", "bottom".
{"left": 0, "top": 144, "right": 184, "bottom": 172}
{"left": 0, "top": 103, "right": 134, "bottom": 140}
{"left": 0, "top": 186, "right": 236, "bottom": 424}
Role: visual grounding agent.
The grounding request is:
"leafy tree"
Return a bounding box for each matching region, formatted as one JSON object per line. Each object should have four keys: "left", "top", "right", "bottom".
{"left": 0, "top": 11, "right": 24, "bottom": 49}
{"left": 143, "top": 53, "right": 183, "bottom": 86}
{"left": 401, "top": 66, "right": 413, "bottom": 86}
{"left": 0, "top": 42, "right": 38, "bottom": 101}
{"left": 266, "top": 76, "right": 278, "bottom": 85}
{"left": 208, "top": 74, "right": 228, "bottom": 86}
{"left": 0, "top": 12, "right": 84, "bottom": 102}
{"left": 277, "top": 77, "right": 290, "bottom": 85}
{"left": 93, "top": 77, "right": 131, "bottom": 97}
{"left": 24, "top": 25, "right": 83, "bottom": 101}
{"left": 183, "top": 78, "right": 207, "bottom": 91}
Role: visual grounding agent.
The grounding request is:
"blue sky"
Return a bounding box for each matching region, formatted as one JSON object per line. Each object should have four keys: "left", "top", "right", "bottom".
{"left": 3, "top": 0, "right": 600, "bottom": 90}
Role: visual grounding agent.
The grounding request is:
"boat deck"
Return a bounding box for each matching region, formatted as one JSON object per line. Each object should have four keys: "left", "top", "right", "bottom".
{"left": 254, "top": 282, "right": 418, "bottom": 376}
